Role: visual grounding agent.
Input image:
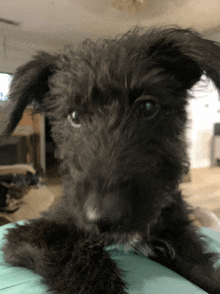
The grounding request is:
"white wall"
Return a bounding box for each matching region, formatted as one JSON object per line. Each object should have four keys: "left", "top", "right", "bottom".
{"left": 186, "top": 77, "right": 220, "bottom": 169}
{"left": 0, "top": 26, "right": 63, "bottom": 73}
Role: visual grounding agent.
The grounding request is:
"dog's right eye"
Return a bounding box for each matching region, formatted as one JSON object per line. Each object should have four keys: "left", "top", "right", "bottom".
{"left": 68, "top": 111, "right": 81, "bottom": 128}
{"left": 136, "top": 98, "right": 160, "bottom": 120}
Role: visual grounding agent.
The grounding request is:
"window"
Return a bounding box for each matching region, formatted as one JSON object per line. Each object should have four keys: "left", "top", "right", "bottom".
{"left": 0, "top": 73, "right": 12, "bottom": 101}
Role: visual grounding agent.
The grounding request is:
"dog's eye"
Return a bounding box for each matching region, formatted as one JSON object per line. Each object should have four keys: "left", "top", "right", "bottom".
{"left": 137, "top": 99, "right": 159, "bottom": 119}
{"left": 68, "top": 111, "right": 81, "bottom": 128}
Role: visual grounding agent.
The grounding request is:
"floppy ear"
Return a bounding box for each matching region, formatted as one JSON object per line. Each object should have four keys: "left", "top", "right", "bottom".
{"left": 0, "top": 51, "right": 58, "bottom": 136}
{"left": 149, "top": 28, "right": 220, "bottom": 91}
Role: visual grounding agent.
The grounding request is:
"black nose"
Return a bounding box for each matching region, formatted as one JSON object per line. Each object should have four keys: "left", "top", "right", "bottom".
{"left": 96, "top": 220, "right": 113, "bottom": 233}
{"left": 85, "top": 188, "right": 132, "bottom": 232}
{"left": 86, "top": 203, "right": 123, "bottom": 233}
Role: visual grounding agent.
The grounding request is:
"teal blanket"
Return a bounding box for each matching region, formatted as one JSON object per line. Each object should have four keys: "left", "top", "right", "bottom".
{"left": 1, "top": 222, "right": 220, "bottom": 293}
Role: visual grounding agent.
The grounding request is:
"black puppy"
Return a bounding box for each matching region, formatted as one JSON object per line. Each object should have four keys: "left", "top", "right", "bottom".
{"left": 1, "top": 27, "right": 220, "bottom": 294}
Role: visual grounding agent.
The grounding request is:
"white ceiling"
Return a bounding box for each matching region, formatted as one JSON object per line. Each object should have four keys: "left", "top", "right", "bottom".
{"left": 1, "top": 0, "right": 220, "bottom": 45}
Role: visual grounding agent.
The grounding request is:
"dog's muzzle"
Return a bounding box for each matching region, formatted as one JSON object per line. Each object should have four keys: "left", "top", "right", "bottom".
{"left": 84, "top": 190, "right": 131, "bottom": 233}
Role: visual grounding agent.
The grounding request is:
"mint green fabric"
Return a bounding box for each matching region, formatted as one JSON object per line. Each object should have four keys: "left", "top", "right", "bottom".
{"left": 1, "top": 222, "right": 220, "bottom": 293}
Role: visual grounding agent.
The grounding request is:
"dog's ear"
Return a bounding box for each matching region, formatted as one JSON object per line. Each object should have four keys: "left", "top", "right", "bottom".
{"left": 149, "top": 28, "right": 220, "bottom": 91}
{"left": 0, "top": 51, "right": 58, "bottom": 136}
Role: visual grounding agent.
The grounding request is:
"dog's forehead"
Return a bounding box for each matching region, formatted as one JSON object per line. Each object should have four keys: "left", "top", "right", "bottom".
{"left": 51, "top": 29, "right": 194, "bottom": 114}
{"left": 62, "top": 42, "right": 187, "bottom": 109}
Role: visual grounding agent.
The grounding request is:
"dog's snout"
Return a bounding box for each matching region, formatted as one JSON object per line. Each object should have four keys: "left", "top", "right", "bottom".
{"left": 84, "top": 190, "right": 131, "bottom": 232}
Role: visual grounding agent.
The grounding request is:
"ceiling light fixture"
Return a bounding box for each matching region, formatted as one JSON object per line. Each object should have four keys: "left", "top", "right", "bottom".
{"left": 112, "top": 0, "right": 148, "bottom": 14}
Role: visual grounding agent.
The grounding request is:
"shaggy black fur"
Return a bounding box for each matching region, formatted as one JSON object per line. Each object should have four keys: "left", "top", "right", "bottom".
{"left": 1, "top": 26, "right": 220, "bottom": 293}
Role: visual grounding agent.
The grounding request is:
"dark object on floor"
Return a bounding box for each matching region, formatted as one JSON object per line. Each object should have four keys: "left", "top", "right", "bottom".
{"left": 0, "top": 184, "right": 9, "bottom": 211}
{"left": 1, "top": 26, "right": 220, "bottom": 294}
{"left": 0, "top": 216, "right": 10, "bottom": 226}
{"left": 0, "top": 172, "right": 39, "bottom": 189}
{"left": 0, "top": 172, "right": 40, "bottom": 216}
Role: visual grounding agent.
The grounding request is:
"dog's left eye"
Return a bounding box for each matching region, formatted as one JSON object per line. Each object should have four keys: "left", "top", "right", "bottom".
{"left": 68, "top": 111, "right": 81, "bottom": 128}
{"left": 137, "top": 99, "right": 159, "bottom": 119}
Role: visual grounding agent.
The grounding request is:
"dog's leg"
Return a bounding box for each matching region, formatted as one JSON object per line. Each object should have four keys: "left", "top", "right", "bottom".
{"left": 3, "top": 219, "right": 127, "bottom": 294}
{"left": 149, "top": 201, "right": 220, "bottom": 294}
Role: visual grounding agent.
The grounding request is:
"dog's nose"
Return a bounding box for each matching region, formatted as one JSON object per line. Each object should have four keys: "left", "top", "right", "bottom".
{"left": 84, "top": 191, "right": 130, "bottom": 232}
{"left": 96, "top": 219, "right": 113, "bottom": 233}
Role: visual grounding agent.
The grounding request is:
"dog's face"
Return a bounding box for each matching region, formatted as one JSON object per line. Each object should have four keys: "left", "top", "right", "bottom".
{"left": 1, "top": 27, "right": 220, "bottom": 241}
{"left": 48, "top": 34, "right": 190, "bottom": 236}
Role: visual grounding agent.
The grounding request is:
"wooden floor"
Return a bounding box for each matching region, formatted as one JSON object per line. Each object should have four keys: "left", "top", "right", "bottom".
{"left": 181, "top": 167, "right": 220, "bottom": 219}
{"left": 45, "top": 160, "right": 63, "bottom": 199}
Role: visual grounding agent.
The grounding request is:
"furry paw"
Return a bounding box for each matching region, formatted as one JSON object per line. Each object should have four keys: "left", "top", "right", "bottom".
{"left": 42, "top": 239, "right": 128, "bottom": 294}
{"left": 3, "top": 221, "right": 128, "bottom": 294}
{"left": 3, "top": 223, "right": 43, "bottom": 270}
{"left": 3, "top": 219, "right": 62, "bottom": 270}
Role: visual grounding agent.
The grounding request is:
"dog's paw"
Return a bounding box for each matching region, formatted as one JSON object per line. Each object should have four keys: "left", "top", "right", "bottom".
{"left": 3, "top": 239, "right": 42, "bottom": 270}
{"left": 3, "top": 224, "right": 43, "bottom": 270}
{"left": 43, "top": 240, "right": 128, "bottom": 294}
{"left": 3, "top": 222, "right": 128, "bottom": 294}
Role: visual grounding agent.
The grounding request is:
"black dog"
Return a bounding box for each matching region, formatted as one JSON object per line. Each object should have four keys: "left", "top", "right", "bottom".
{"left": 1, "top": 27, "right": 220, "bottom": 294}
